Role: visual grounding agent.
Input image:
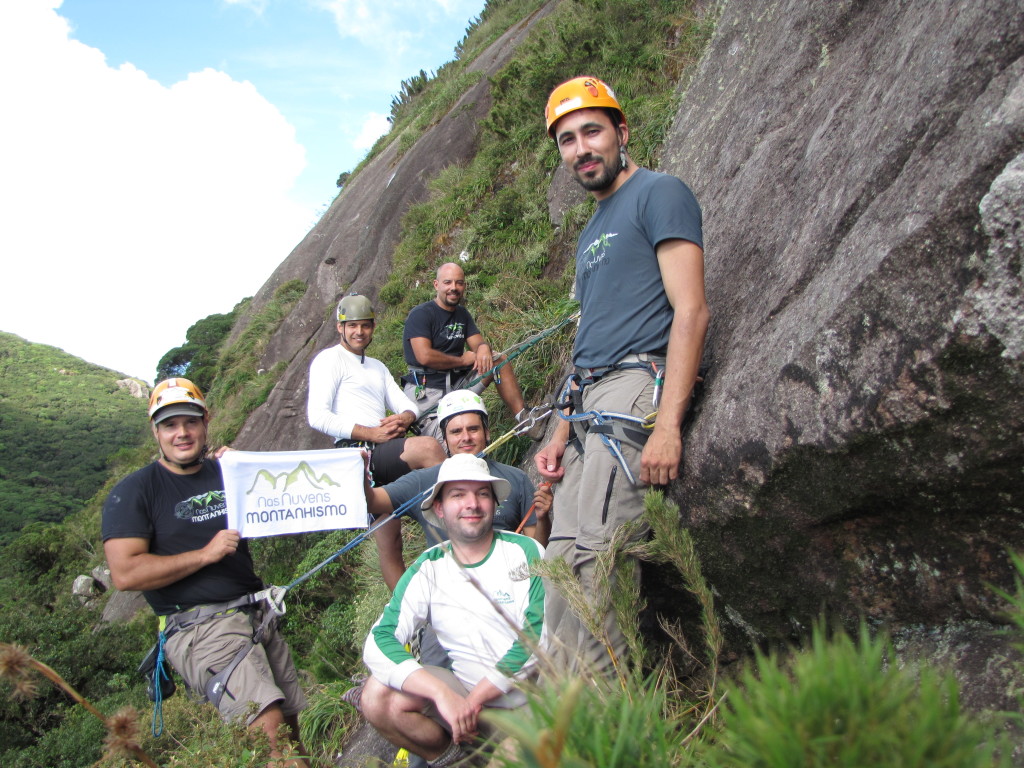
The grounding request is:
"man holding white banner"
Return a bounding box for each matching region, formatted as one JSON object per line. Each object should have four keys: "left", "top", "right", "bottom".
{"left": 102, "top": 378, "right": 309, "bottom": 767}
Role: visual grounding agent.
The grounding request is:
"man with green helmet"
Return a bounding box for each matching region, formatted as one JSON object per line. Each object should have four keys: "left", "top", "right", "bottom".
{"left": 308, "top": 292, "right": 444, "bottom": 485}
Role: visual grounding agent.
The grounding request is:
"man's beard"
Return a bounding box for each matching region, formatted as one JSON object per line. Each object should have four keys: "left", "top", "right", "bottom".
{"left": 573, "top": 148, "right": 623, "bottom": 192}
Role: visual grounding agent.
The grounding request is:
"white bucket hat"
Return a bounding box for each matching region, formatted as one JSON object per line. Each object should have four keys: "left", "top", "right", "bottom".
{"left": 421, "top": 454, "right": 511, "bottom": 525}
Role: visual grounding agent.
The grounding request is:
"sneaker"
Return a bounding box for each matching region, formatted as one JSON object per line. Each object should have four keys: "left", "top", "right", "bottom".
{"left": 515, "top": 407, "right": 550, "bottom": 442}
{"left": 341, "top": 678, "right": 365, "bottom": 713}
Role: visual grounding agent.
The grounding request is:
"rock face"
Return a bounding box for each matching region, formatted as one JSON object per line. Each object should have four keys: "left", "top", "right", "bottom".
{"left": 228, "top": 0, "right": 1022, "bottom": 694}
{"left": 231, "top": 1, "right": 559, "bottom": 452}
{"left": 660, "top": 0, "right": 1023, "bottom": 642}
{"left": 115, "top": 378, "right": 149, "bottom": 399}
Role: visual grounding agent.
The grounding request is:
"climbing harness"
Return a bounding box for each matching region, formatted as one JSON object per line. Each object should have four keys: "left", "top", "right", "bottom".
{"left": 554, "top": 353, "right": 667, "bottom": 486}
{"left": 554, "top": 357, "right": 709, "bottom": 485}
{"left": 334, "top": 439, "right": 374, "bottom": 451}
{"left": 141, "top": 586, "right": 288, "bottom": 735}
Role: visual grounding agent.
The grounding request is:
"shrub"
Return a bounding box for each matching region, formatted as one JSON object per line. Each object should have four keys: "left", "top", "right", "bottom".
{"left": 700, "top": 622, "right": 1012, "bottom": 768}
{"left": 489, "top": 673, "right": 698, "bottom": 768}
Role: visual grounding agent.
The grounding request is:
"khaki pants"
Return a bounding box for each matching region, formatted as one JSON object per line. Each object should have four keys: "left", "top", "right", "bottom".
{"left": 544, "top": 367, "right": 655, "bottom": 677}
{"left": 164, "top": 609, "right": 307, "bottom": 725}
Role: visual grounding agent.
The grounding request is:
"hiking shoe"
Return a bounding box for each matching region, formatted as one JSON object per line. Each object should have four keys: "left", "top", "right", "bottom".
{"left": 341, "top": 678, "right": 365, "bottom": 713}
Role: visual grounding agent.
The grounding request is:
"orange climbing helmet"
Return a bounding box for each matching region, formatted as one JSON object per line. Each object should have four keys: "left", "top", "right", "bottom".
{"left": 544, "top": 76, "right": 625, "bottom": 137}
{"left": 148, "top": 377, "right": 208, "bottom": 424}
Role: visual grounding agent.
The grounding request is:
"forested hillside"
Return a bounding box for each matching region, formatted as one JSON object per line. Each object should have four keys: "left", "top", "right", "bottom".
{"left": 0, "top": 332, "right": 149, "bottom": 543}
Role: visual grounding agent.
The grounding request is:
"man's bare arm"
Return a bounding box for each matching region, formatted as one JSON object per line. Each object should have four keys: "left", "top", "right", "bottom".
{"left": 104, "top": 530, "right": 240, "bottom": 592}
{"left": 641, "top": 238, "right": 709, "bottom": 486}
{"left": 408, "top": 337, "right": 475, "bottom": 371}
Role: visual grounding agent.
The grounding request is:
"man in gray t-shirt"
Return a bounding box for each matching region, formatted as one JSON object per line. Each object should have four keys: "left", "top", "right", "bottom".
{"left": 536, "top": 76, "right": 710, "bottom": 677}
{"left": 366, "top": 390, "right": 551, "bottom": 590}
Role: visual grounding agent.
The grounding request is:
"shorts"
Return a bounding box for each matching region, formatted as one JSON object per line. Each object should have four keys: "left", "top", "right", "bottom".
{"left": 369, "top": 438, "right": 413, "bottom": 485}
{"left": 416, "top": 666, "right": 520, "bottom": 734}
{"left": 164, "top": 608, "right": 307, "bottom": 725}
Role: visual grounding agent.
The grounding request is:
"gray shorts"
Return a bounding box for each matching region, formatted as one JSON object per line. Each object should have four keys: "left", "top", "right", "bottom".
{"left": 418, "top": 665, "right": 470, "bottom": 729}
{"left": 404, "top": 379, "right": 487, "bottom": 443}
{"left": 164, "top": 608, "right": 307, "bottom": 725}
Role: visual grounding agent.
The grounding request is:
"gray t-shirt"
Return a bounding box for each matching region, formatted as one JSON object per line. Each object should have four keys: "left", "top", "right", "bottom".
{"left": 382, "top": 459, "right": 537, "bottom": 546}
{"left": 573, "top": 168, "right": 703, "bottom": 369}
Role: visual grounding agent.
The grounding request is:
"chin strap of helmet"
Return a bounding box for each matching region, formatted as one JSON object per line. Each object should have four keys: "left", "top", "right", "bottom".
{"left": 164, "top": 445, "right": 208, "bottom": 471}
{"left": 341, "top": 327, "right": 368, "bottom": 364}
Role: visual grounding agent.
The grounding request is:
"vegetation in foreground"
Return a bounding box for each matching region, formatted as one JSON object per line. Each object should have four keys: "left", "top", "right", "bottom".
{"left": 2, "top": 493, "right": 1019, "bottom": 767}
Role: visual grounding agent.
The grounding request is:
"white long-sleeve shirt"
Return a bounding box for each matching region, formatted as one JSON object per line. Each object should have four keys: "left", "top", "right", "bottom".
{"left": 364, "top": 532, "right": 547, "bottom": 708}
{"left": 307, "top": 344, "right": 419, "bottom": 441}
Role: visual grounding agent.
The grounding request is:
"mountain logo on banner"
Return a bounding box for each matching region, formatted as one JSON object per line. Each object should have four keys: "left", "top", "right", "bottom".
{"left": 245, "top": 461, "right": 342, "bottom": 496}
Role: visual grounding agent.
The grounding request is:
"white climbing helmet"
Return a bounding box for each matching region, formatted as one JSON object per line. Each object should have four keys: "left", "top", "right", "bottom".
{"left": 437, "top": 389, "right": 488, "bottom": 433}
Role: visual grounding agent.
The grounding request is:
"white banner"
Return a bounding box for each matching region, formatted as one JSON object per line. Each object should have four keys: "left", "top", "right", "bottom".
{"left": 221, "top": 448, "right": 367, "bottom": 538}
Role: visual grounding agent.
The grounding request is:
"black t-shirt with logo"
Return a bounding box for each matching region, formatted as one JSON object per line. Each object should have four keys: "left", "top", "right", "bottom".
{"left": 402, "top": 300, "right": 480, "bottom": 369}
{"left": 101, "top": 459, "right": 262, "bottom": 615}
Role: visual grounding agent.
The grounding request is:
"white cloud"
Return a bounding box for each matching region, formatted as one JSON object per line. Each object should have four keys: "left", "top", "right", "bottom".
{"left": 353, "top": 112, "right": 392, "bottom": 151}
{"left": 315, "top": 0, "right": 480, "bottom": 49}
{"left": 0, "top": 0, "right": 313, "bottom": 382}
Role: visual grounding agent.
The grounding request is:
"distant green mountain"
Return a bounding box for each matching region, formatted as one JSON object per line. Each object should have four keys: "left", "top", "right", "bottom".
{"left": 0, "top": 332, "right": 151, "bottom": 542}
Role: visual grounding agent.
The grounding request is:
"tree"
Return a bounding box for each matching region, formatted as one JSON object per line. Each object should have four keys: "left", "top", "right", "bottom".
{"left": 154, "top": 309, "right": 238, "bottom": 390}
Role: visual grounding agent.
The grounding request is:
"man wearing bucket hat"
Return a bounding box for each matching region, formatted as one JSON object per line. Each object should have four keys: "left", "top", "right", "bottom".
{"left": 102, "top": 378, "right": 308, "bottom": 766}
{"left": 365, "top": 389, "right": 551, "bottom": 590}
{"left": 360, "top": 454, "right": 547, "bottom": 767}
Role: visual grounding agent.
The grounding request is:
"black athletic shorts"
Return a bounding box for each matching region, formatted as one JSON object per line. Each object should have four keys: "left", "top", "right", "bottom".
{"left": 369, "top": 438, "right": 413, "bottom": 486}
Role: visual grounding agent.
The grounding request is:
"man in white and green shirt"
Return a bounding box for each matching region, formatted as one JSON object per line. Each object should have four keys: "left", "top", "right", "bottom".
{"left": 361, "top": 454, "right": 547, "bottom": 767}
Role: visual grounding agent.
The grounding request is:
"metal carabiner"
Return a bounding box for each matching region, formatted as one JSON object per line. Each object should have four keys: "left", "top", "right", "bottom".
{"left": 555, "top": 372, "right": 584, "bottom": 412}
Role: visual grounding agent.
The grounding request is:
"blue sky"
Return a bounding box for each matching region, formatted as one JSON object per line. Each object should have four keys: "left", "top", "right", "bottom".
{"left": 0, "top": 0, "right": 485, "bottom": 382}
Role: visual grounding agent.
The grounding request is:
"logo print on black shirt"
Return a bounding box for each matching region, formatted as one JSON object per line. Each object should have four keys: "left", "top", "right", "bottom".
{"left": 174, "top": 490, "right": 227, "bottom": 523}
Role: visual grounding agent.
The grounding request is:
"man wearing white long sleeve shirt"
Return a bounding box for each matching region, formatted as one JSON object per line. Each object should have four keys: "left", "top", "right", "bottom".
{"left": 307, "top": 293, "right": 444, "bottom": 485}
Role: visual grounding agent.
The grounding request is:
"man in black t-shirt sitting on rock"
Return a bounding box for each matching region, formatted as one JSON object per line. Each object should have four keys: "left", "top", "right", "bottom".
{"left": 402, "top": 262, "right": 532, "bottom": 441}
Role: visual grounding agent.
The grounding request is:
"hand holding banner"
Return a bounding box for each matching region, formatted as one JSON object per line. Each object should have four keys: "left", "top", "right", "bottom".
{"left": 220, "top": 448, "right": 368, "bottom": 538}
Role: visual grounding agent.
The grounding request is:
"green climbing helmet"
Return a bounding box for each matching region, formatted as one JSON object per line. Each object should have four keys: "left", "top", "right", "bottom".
{"left": 337, "top": 293, "right": 375, "bottom": 323}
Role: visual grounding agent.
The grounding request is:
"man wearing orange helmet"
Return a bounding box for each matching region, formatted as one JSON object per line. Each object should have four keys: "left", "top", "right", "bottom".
{"left": 102, "top": 378, "right": 309, "bottom": 766}
{"left": 535, "top": 77, "right": 710, "bottom": 676}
